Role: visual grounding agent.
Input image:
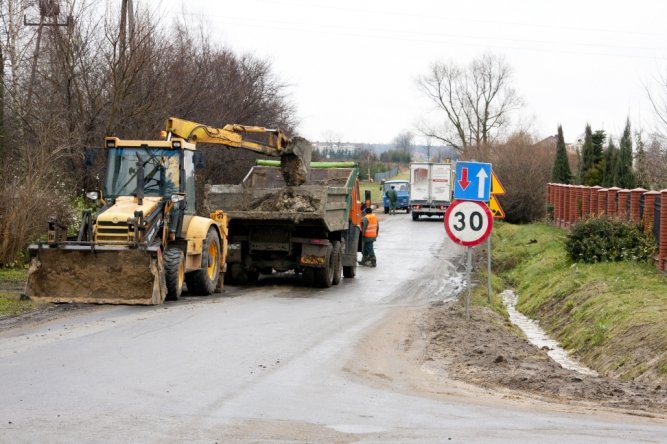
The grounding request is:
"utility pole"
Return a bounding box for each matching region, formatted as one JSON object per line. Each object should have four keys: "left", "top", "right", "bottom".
{"left": 24, "top": 0, "right": 74, "bottom": 106}
{"left": 119, "top": 0, "right": 135, "bottom": 62}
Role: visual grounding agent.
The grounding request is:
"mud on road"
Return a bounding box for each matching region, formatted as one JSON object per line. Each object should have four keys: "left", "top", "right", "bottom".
{"left": 347, "top": 300, "right": 667, "bottom": 419}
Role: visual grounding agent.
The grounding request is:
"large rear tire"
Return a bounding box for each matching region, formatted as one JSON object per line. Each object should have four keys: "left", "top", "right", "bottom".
{"left": 313, "top": 244, "right": 334, "bottom": 288}
{"left": 164, "top": 247, "right": 185, "bottom": 301}
{"left": 412, "top": 212, "right": 419, "bottom": 221}
{"left": 331, "top": 241, "right": 342, "bottom": 285}
{"left": 185, "top": 228, "right": 220, "bottom": 296}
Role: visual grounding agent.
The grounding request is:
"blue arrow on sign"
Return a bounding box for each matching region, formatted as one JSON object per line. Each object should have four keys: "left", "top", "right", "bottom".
{"left": 454, "top": 161, "right": 492, "bottom": 202}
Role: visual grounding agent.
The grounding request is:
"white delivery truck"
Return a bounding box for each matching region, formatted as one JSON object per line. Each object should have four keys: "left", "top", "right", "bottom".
{"left": 409, "top": 161, "right": 454, "bottom": 221}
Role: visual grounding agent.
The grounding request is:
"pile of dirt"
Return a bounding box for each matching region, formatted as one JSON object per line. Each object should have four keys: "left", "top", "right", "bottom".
{"left": 250, "top": 188, "right": 321, "bottom": 212}
{"left": 424, "top": 301, "right": 667, "bottom": 414}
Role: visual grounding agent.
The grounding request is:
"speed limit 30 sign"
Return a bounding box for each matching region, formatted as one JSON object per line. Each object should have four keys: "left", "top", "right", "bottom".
{"left": 444, "top": 200, "right": 493, "bottom": 246}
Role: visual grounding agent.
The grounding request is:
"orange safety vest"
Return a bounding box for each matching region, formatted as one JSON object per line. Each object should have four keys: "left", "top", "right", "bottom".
{"left": 363, "top": 213, "right": 378, "bottom": 238}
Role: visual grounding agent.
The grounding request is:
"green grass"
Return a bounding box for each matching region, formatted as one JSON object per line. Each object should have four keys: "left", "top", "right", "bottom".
{"left": 489, "top": 221, "right": 667, "bottom": 383}
{"left": 0, "top": 267, "right": 31, "bottom": 317}
{"left": 0, "top": 268, "right": 27, "bottom": 281}
{"left": 0, "top": 294, "right": 35, "bottom": 316}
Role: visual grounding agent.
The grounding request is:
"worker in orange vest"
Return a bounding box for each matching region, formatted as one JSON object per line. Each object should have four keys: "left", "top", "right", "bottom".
{"left": 360, "top": 207, "right": 379, "bottom": 267}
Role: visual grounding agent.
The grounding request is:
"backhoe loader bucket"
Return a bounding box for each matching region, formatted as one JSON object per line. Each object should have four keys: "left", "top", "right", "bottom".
{"left": 281, "top": 137, "right": 312, "bottom": 186}
{"left": 26, "top": 245, "right": 167, "bottom": 305}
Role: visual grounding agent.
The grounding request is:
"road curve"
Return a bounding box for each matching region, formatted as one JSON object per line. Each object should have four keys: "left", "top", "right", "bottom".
{"left": 1, "top": 213, "right": 665, "bottom": 442}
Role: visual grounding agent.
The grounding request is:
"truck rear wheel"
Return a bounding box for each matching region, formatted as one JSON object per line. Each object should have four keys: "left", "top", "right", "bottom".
{"left": 164, "top": 247, "right": 185, "bottom": 300}
{"left": 331, "top": 241, "right": 342, "bottom": 285}
{"left": 412, "top": 212, "right": 419, "bottom": 221}
{"left": 312, "top": 244, "right": 334, "bottom": 288}
{"left": 185, "top": 228, "right": 220, "bottom": 295}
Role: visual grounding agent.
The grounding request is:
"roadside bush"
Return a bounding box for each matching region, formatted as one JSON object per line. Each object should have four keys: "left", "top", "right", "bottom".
{"left": 488, "top": 132, "right": 555, "bottom": 223}
{"left": 565, "top": 217, "right": 655, "bottom": 263}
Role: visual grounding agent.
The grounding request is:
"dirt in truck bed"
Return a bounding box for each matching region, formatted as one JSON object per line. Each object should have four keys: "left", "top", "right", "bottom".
{"left": 250, "top": 188, "right": 321, "bottom": 212}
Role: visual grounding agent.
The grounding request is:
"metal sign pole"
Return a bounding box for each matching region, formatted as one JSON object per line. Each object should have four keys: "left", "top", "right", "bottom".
{"left": 487, "top": 236, "right": 492, "bottom": 304}
{"left": 466, "top": 247, "right": 472, "bottom": 321}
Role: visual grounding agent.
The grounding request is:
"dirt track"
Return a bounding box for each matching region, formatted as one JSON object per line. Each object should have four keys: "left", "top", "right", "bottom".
{"left": 346, "top": 299, "right": 667, "bottom": 419}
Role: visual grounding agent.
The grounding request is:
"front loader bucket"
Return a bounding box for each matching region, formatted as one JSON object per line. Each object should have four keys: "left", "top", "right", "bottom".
{"left": 26, "top": 246, "right": 167, "bottom": 305}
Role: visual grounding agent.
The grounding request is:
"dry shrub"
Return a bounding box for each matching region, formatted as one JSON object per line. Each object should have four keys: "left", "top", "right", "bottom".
{"left": 0, "top": 138, "right": 75, "bottom": 266}
{"left": 489, "top": 132, "right": 555, "bottom": 223}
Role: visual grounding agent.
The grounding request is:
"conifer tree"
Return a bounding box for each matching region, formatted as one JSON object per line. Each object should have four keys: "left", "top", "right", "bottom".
{"left": 615, "top": 118, "right": 635, "bottom": 189}
{"left": 551, "top": 125, "right": 572, "bottom": 184}
{"left": 579, "top": 124, "right": 593, "bottom": 183}
{"left": 602, "top": 137, "right": 618, "bottom": 187}
{"left": 634, "top": 131, "right": 649, "bottom": 189}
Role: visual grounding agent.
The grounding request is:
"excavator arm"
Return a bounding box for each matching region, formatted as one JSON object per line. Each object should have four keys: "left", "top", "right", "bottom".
{"left": 164, "top": 117, "right": 311, "bottom": 186}
{"left": 165, "top": 117, "right": 290, "bottom": 156}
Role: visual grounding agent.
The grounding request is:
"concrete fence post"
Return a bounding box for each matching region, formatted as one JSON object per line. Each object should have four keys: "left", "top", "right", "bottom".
{"left": 590, "top": 185, "right": 602, "bottom": 216}
{"left": 554, "top": 184, "right": 562, "bottom": 226}
{"left": 581, "top": 186, "right": 591, "bottom": 218}
{"left": 659, "top": 190, "right": 667, "bottom": 270}
{"left": 597, "top": 188, "right": 608, "bottom": 216}
{"left": 617, "top": 190, "right": 630, "bottom": 219}
{"left": 607, "top": 187, "right": 620, "bottom": 217}
{"left": 573, "top": 186, "right": 584, "bottom": 223}
{"left": 643, "top": 191, "right": 660, "bottom": 234}
{"left": 630, "top": 188, "right": 647, "bottom": 224}
{"left": 558, "top": 184, "right": 567, "bottom": 227}
{"left": 568, "top": 185, "right": 577, "bottom": 226}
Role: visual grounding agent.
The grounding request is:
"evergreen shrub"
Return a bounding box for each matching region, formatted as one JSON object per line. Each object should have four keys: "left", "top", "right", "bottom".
{"left": 565, "top": 217, "right": 655, "bottom": 263}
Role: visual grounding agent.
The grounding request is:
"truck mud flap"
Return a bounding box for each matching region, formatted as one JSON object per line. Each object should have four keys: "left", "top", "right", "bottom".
{"left": 26, "top": 246, "right": 167, "bottom": 305}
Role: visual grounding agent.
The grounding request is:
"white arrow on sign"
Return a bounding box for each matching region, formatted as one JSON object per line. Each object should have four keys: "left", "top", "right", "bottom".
{"left": 476, "top": 168, "right": 488, "bottom": 199}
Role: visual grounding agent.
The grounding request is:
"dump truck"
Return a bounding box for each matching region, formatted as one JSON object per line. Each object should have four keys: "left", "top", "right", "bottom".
{"left": 409, "top": 161, "right": 454, "bottom": 221}
{"left": 25, "top": 117, "right": 310, "bottom": 305}
{"left": 205, "top": 161, "right": 363, "bottom": 287}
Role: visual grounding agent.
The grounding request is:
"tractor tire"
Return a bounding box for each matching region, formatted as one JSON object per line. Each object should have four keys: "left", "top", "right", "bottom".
{"left": 331, "top": 241, "right": 342, "bottom": 285}
{"left": 164, "top": 247, "right": 185, "bottom": 301}
{"left": 313, "top": 244, "right": 334, "bottom": 288}
{"left": 185, "top": 228, "right": 220, "bottom": 296}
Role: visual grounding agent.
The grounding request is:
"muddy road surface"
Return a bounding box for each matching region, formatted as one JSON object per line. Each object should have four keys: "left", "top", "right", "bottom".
{"left": 1, "top": 214, "right": 666, "bottom": 442}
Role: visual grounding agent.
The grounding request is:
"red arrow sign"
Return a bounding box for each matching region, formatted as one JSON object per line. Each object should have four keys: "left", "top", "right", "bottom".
{"left": 458, "top": 167, "right": 470, "bottom": 190}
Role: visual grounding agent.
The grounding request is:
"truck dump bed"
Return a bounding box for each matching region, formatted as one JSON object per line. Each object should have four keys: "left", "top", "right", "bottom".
{"left": 205, "top": 165, "right": 356, "bottom": 232}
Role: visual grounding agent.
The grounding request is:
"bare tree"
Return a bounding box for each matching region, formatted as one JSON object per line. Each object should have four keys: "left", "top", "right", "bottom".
{"left": 417, "top": 53, "right": 522, "bottom": 158}
{"left": 392, "top": 131, "right": 413, "bottom": 154}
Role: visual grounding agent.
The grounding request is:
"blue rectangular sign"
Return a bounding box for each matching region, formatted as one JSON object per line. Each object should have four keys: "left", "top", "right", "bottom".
{"left": 454, "top": 162, "right": 492, "bottom": 202}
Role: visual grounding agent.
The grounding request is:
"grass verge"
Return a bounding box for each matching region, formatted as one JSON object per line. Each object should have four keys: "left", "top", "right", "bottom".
{"left": 0, "top": 268, "right": 34, "bottom": 317}
{"left": 488, "top": 221, "right": 667, "bottom": 384}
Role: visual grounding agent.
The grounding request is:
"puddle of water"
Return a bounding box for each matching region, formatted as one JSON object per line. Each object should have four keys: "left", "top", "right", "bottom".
{"left": 500, "top": 289, "right": 597, "bottom": 376}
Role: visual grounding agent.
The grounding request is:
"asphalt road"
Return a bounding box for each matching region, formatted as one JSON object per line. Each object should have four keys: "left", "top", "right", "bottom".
{"left": 1, "top": 213, "right": 666, "bottom": 443}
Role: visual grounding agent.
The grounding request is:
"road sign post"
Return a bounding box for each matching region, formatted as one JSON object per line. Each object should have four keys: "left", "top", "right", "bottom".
{"left": 445, "top": 200, "right": 494, "bottom": 320}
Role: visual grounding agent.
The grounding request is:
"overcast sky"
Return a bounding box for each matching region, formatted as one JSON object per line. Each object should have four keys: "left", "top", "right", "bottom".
{"left": 160, "top": 0, "right": 667, "bottom": 145}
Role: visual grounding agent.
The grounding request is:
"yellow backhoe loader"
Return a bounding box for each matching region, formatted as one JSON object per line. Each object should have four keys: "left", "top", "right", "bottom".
{"left": 25, "top": 117, "right": 311, "bottom": 305}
